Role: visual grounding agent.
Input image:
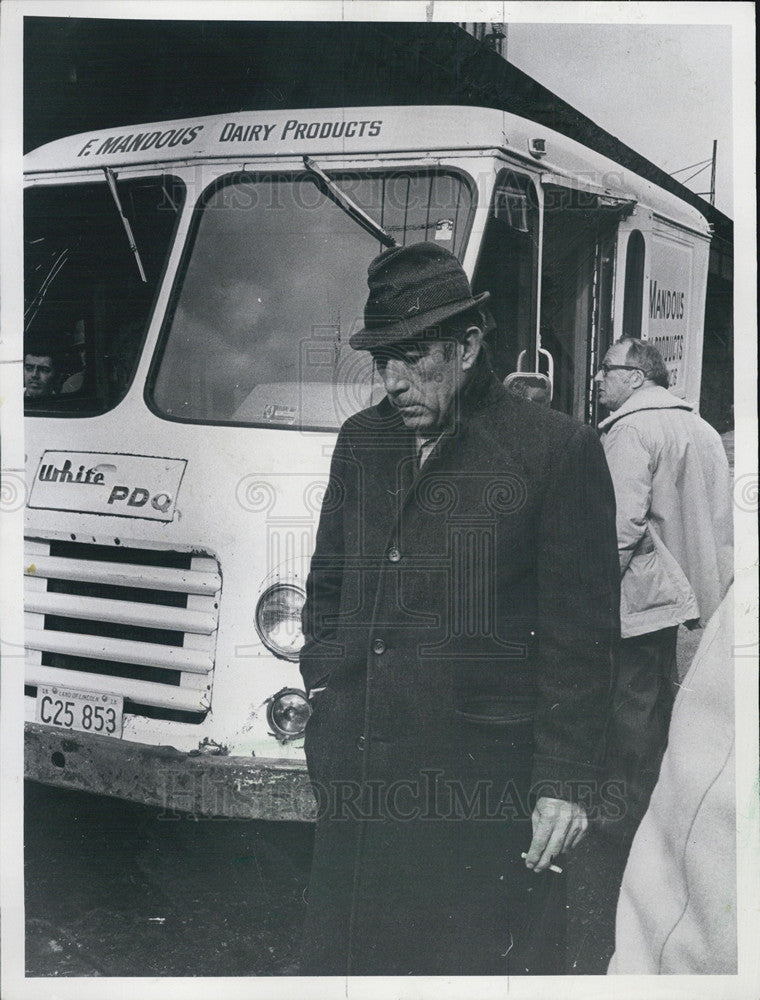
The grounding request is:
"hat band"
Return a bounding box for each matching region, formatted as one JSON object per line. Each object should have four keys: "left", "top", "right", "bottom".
{"left": 365, "top": 293, "right": 477, "bottom": 330}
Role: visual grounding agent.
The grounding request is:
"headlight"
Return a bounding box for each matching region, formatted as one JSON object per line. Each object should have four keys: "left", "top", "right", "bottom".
{"left": 266, "top": 688, "right": 311, "bottom": 741}
{"left": 255, "top": 583, "right": 306, "bottom": 661}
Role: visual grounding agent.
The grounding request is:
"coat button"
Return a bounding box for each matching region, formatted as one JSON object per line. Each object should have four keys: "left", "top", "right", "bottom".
{"left": 372, "top": 638, "right": 386, "bottom": 655}
{"left": 356, "top": 735, "right": 366, "bottom": 751}
{"left": 388, "top": 545, "right": 401, "bottom": 562}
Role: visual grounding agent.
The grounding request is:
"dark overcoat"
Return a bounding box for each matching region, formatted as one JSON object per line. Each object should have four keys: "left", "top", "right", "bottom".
{"left": 299, "top": 358, "right": 620, "bottom": 976}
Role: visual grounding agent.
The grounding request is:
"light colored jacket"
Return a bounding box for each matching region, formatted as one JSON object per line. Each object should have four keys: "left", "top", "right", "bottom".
{"left": 599, "top": 385, "right": 733, "bottom": 638}
{"left": 608, "top": 583, "right": 736, "bottom": 974}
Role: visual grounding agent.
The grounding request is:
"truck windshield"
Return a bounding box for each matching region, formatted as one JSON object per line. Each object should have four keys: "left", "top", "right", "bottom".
{"left": 24, "top": 175, "right": 184, "bottom": 415}
{"left": 149, "top": 168, "right": 475, "bottom": 430}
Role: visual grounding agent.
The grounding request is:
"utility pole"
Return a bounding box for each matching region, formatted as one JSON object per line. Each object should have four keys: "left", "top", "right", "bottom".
{"left": 709, "top": 140, "right": 717, "bottom": 206}
{"left": 670, "top": 143, "right": 717, "bottom": 206}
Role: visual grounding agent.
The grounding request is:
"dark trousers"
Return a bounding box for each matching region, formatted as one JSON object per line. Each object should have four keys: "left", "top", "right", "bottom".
{"left": 607, "top": 626, "right": 679, "bottom": 833}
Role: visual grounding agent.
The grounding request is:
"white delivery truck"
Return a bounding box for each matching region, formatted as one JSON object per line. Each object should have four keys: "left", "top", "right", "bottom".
{"left": 23, "top": 106, "right": 711, "bottom": 819}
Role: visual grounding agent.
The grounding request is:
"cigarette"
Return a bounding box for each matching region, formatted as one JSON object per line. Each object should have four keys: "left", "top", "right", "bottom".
{"left": 521, "top": 852, "right": 563, "bottom": 874}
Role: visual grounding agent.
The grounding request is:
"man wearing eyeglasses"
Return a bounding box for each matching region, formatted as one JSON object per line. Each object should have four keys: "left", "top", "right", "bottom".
{"left": 594, "top": 338, "right": 733, "bottom": 836}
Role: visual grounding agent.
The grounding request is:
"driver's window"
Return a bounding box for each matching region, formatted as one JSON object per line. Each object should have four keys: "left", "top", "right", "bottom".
{"left": 24, "top": 175, "right": 183, "bottom": 415}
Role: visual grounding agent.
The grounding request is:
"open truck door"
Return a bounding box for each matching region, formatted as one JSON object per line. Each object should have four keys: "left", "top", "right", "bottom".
{"left": 472, "top": 168, "right": 542, "bottom": 396}
{"left": 538, "top": 178, "right": 636, "bottom": 423}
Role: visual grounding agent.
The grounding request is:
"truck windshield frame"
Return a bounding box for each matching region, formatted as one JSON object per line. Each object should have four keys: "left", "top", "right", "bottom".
{"left": 146, "top": 166, "right": 476, "bottom": 431}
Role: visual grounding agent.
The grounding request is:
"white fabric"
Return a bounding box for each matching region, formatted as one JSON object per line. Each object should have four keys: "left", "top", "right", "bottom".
{"left": 608, "top": 585, "right": 737, "bottom": 974}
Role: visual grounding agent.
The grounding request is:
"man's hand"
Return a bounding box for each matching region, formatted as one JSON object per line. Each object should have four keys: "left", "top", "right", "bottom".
{"left": 524, "top": 796, "right": 588, "bottom": 872}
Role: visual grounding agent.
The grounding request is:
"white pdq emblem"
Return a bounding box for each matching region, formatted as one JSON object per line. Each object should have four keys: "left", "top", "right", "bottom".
{"left": 29, "top": 451, "right": 187, "bottom": 521}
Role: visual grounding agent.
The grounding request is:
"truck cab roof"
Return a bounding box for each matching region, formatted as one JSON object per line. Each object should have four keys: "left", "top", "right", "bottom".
{"left": 24, "top": 105, "right": 709, "bottom": 236}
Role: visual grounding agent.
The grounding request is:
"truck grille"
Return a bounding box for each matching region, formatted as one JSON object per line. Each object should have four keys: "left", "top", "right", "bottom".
{"left": 25, "top": 539, "right": 221, "bottom": 722}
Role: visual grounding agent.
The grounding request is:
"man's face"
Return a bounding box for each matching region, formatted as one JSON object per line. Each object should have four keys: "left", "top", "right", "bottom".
{"left": 372, "top": 339, "right": 464, "bottom": 433}
{"left": 24, "top": 355, "right": 57, "bottom": 398}
{"left": 593, "top": 343, "right": 642, "bottom": 412}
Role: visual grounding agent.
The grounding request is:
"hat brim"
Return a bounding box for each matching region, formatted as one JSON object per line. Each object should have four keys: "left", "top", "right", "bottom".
{"left": 349, "top": 291, "right": 491, "bottom": 351}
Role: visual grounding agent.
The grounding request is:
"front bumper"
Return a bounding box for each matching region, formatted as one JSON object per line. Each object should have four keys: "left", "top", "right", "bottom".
{"left": 25, "top": 722, "right": 317, "bottom": 821}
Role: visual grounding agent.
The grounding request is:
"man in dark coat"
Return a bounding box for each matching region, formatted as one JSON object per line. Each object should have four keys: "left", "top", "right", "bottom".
{"left": 299, "top": 242, "right": 620, "bottom": 976}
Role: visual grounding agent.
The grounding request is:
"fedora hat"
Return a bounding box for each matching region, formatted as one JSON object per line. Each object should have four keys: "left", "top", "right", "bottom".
{"left": 349, "top": 242, "right": 490, "bottom": 351}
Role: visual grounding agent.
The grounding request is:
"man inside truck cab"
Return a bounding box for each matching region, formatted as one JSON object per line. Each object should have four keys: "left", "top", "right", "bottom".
{"left": 299, "top": 242, "right": 621, "bottom": 975}
{"left": 23, "top": 341, "right": 60, "bottom": 399}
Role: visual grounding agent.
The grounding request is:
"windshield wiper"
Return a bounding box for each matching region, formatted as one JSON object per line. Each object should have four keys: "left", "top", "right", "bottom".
{"left": 103, "top": 167, "right": 147, "bottom": 283}
{"left": 303, "top": 155, "right": 397, "bottom": 248}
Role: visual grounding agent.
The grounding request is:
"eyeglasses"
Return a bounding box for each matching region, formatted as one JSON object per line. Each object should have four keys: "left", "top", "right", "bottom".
{"left": 598, "top": 363, "right": 644, "bottom": 376}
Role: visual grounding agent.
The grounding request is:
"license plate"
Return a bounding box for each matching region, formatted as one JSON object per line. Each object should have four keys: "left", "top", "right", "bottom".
{"left": 36, "top": 685, "right": 123, "bottom": 737}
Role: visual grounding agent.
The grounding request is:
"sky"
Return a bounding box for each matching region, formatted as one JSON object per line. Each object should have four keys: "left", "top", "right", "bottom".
{"left": 501, "top": 22, "right": 734, "bottom": 216}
